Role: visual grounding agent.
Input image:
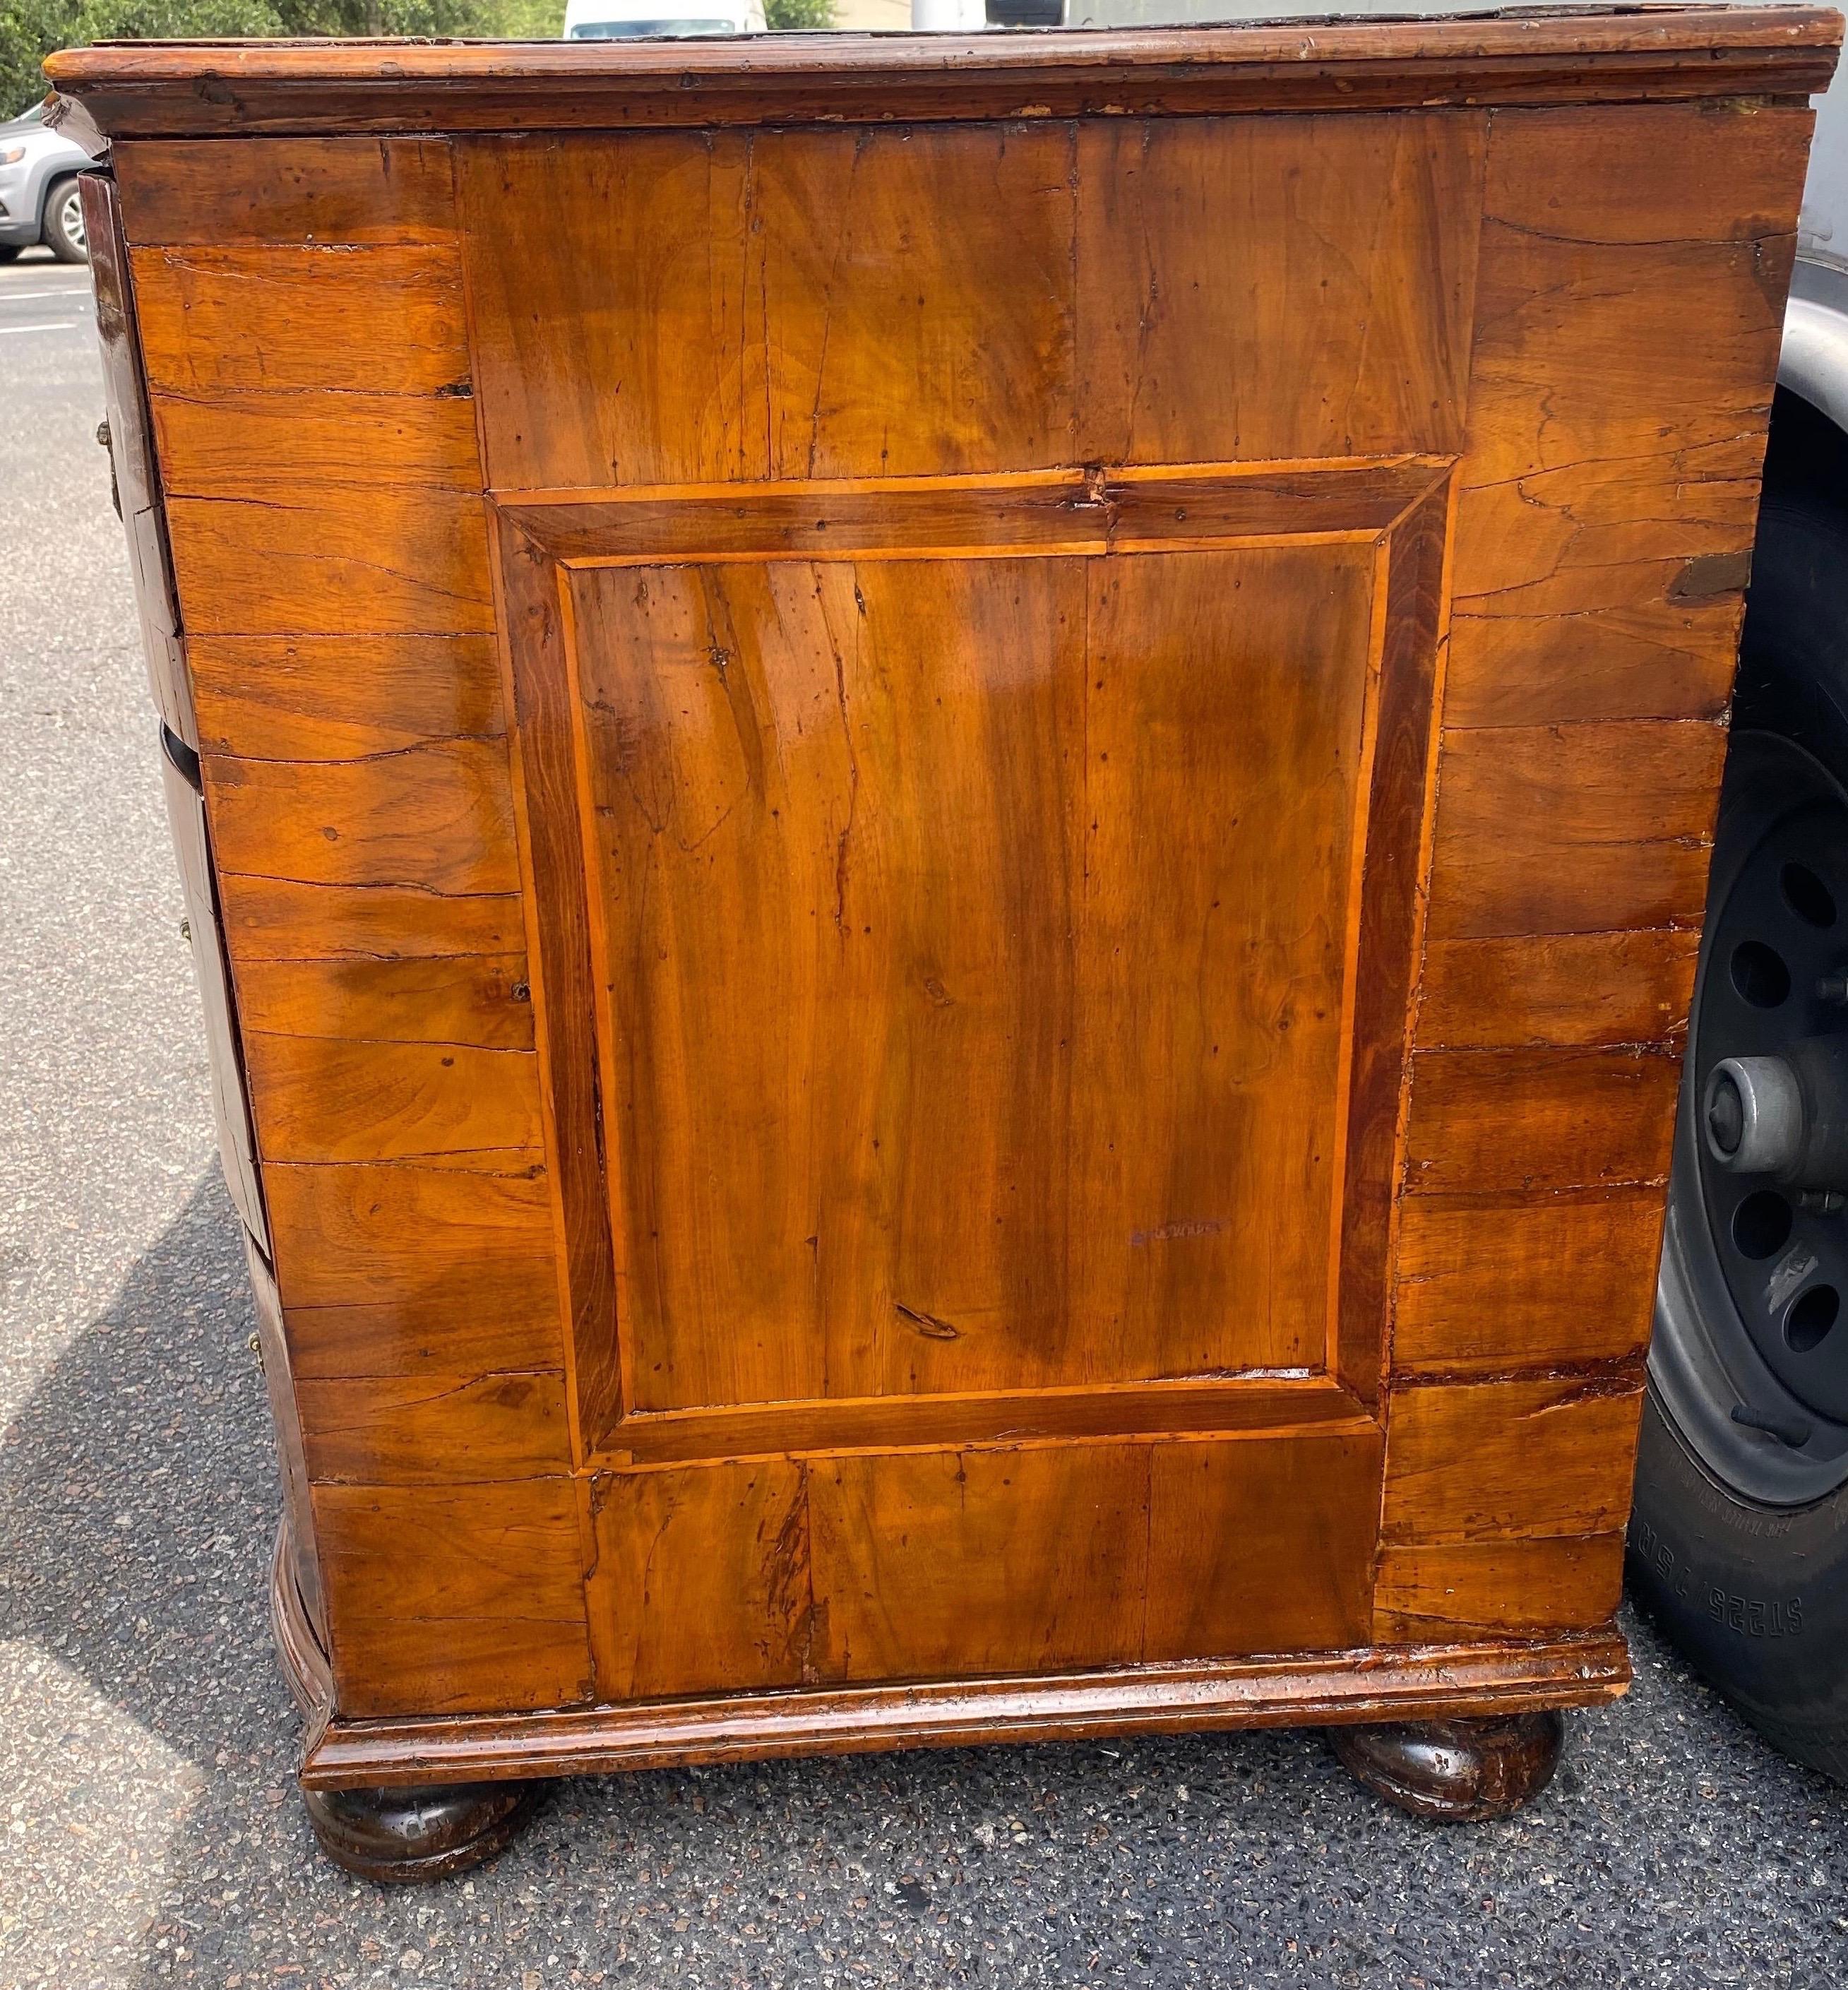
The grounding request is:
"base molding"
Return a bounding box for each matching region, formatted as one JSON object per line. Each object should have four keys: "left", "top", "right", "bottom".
{"left": 299, "top": 1629, "right": 1628, "bottom": 1790}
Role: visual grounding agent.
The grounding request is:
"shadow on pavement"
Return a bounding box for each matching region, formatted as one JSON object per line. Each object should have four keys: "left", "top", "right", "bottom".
{"left": 4, "top": 1174, "right": 1848, "bottom": 1987}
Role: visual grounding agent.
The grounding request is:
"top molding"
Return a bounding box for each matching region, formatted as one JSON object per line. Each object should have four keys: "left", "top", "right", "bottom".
{"left": 44, "top": 6, "right": 1843, "bottom": 149}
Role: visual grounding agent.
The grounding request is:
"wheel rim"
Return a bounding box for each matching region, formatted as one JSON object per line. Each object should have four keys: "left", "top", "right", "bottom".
{"left": 1654, "top": 728, "right": 1848, "bottom": 1502}
{"left": 60, "top": 186, "right": 85, "bottom": 254}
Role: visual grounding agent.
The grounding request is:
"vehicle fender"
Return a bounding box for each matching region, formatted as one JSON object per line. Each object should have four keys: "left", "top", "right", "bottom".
{"left": 1782, "top": 260, "right": 1848, "bottom": 439}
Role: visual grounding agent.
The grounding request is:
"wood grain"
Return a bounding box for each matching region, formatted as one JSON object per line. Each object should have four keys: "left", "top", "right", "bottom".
{"left": 760, "top": 124, "right": 1077, "bottom": 479}
{"left": 189, "top": 635, "right": 506, "bottom": 761}
{"left": 242, "top": 1032, "right": 543, "bottom": 1164}
{"left": 214, "top": 875, "right": 525, "bottom": 963}
{"left": 1143, "top": 1433, "right": 1382, "bottom": 1659}
{"left": 232, "top": 953, "right": 533, "bottom": 1050}
{"left": 1075, "top": 114, "right": 1482, "bottom": 466}
{"left": 166, "top": 488, "right": 494, "bottom": 638}
{"left": 1424, "top": 721, "right": 1726, "bottom": 941}
{"left": 585, "top": 1462, "right": 811, "bottom": 1700}
{"left": 82, "top": 23, "right": 1824, "bottom": 1767}
{"left": 202, "top": 740, "right": 517, "bottom": 895}
{"left": 285, "top": 1288, "right": 565, "bottom": 1383}
{"left": 1418, "top": 929, "right": 1700, "bottom": 1050}
{"left": 131, "top": 244, "right": 470, "bottom": 396}
{"left": 1374, "top": 1535, "right": 1625, "bottom": 1643}
{"left": 263, "top": 1159, "right": 559, "bottom": 1316}
{"left": 117, "top": 135, "right": 460, "bottom": 245}
{"left": 1381, "top": 1376, "right": 1646, "bottom": 1542}
{"left": 152, "top": 390, "right": 480, "bottom": 492}
{"left": 83, "top": 174, "right": 193, "bottom": 743}
{"left": 297, "top": 1371, "right": 571, "bottom": 1486}
{"left": 312, "top": 1479, "right": 592, "bottom": 1717}
{"left": 569, "top": 539, "right": 1373, "bottom": 1412}
{"left": 1393, "top": 1188, "right": 1665, "bottom": 1377}
{"left": 1405, "top": 1047, "right": 1681, "bottom": 1195}
{"left": 807, "top": 1445, "right": 1152, "bottom": 1681}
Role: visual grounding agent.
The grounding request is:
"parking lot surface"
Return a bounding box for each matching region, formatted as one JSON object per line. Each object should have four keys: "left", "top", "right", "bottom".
{"left": 4, "top": 247, "right": 1848, "bottom": 1989}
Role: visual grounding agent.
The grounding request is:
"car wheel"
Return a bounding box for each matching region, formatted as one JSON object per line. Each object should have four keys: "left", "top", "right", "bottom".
{"left": 1629, "top": 389, "right": 1848, "bottom": 1782}
{"left": 41, "top": 176, "right": 87, "bottom": 263}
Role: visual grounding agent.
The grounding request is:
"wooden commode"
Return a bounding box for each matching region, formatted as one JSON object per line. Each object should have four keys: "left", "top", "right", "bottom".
{"left": 47, "top": 6, "right": 1839, "bottom": 1876}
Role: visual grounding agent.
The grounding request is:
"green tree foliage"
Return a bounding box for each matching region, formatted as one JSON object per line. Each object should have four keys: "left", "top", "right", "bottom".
{"left": 765, "top": 0, "right": 833, "bottom": 27}
{"left": 1, "top": 0, "right": 575, "bottom": 119}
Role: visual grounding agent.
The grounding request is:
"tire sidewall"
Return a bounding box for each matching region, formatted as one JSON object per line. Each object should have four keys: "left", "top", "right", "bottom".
{"left": 42, "top": 177, "right": 85, "bottom": 264}
{"left": 1630, "top": 399, "right": 1848, "bottom": 1774}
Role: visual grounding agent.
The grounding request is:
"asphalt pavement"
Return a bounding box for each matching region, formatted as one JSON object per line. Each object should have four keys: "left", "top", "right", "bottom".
{"left": 3, "top": 243, "right": 1848, "bottom": 1989}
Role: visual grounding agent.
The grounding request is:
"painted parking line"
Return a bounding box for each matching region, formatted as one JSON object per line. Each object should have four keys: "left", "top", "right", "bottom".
{"left": 0, "top": 289, "right": 95, "bottom": 303}
{"left": 0, "top": 319, "right": 83, "bottom": 334}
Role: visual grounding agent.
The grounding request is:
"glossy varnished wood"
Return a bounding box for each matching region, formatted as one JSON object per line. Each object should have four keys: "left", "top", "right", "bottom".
{"left": 45, "top": 13, "right": 1841, "bottom": 144}
{"left": 67, "top": 12, "right": 1832, "bottom": 1801}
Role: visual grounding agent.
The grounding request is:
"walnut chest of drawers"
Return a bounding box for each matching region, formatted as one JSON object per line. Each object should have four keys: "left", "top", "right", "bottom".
{"left": 48, "top": 5, "right": 1840, "bottom": 1866}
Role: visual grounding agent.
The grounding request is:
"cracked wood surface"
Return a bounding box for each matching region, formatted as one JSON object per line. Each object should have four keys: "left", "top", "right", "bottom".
{"left": 97, "top": 46, "right": 1820, "bottom": 1734}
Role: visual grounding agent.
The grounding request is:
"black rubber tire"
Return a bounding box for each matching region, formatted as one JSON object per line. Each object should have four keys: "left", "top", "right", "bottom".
{"left": 1628, "top": 388, "right": 1848, "bottom": 1782}
{"left": 40, "top": 176, "right": 86, "bottom": 264}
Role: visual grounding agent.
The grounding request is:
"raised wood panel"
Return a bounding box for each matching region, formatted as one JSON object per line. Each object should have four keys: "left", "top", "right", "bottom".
{"left": 585, "top": 1462, "right": 811, "bottom": 1700}
{"left": 807, "top": 1445, "right": 1152, "bottom": 1682}
{"left": 1417, "top": 929, "right": 1700, "bottom": 1049}
{"left": 1143, "top": 1433, "right": 1382, "bottom": 1660}
{"left": 313, "top": 1479, "right": 592, "bottom": 1717}
{"left": 297, "top": 1370, "right": 571, "bottom": 1485}
{"left": 215, "top": 875, "right": 525, "bottom": 963}
{"left": 1424, "top": 720, "right": 1726, "bottom": 941}
{"left": 233, "top": 953, "right": 534, "bottom": 1049}
{"left": 1392, "top": 1187, "right": 1664, "bottom": 1376}
{"left": 131, "top": 244, "right": 471, "bottom": 396}
{"left": 1405, "top": 1047, "right": 1681, "bottom": 1195}
{"left": 1374, "top": 1535, "right": 1625, "bottom": 1643}
{"left": 166, "top": 489, "right": 495, "bottom": 638}
{"left": 570, "top": 538, "right": 1374, "bottom": 1412}
{"left": 241, "top": 1032, "right": 544, "bottom": 1164}
{"left": 1381, "top": 1376, "right": 1646, "bottom": 1543}
{"left": 117, "top": 135, "right": 460, "bottom": 245}
{"left": 152, "top": 390, "right": 480, "bottom": 491}
{"left": 263, "top": 1159, "right": 559, "bottom": 1316}
{"left": 189, "top": 634, "right": 504, "bottom": 761}
{"left": 201, "top": 740, "right": 518, "bottom": 895}
{"left": 1075, "top": 113, "right": 1483, "bottom": 465}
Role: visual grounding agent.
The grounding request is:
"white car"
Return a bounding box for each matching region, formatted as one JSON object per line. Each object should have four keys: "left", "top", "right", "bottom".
{"left": 562, "top": 0, "right": 768, "bottom": 37}
{"left": 0, "top": 100, "right": 89, "bottom": 263}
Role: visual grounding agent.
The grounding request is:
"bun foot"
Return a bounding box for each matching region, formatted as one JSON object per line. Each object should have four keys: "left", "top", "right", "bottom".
{"left": 303, "top": 1780, "right": 547, "bottom": 1883}
{"left": 1330, "top": 1710, "right": 1564, "bottom": 1822}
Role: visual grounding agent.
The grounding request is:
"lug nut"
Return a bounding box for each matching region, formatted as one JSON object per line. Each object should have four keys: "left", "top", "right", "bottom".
{"left": 1704, "top": 1056, "right": 1806, "bottom": 1173}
